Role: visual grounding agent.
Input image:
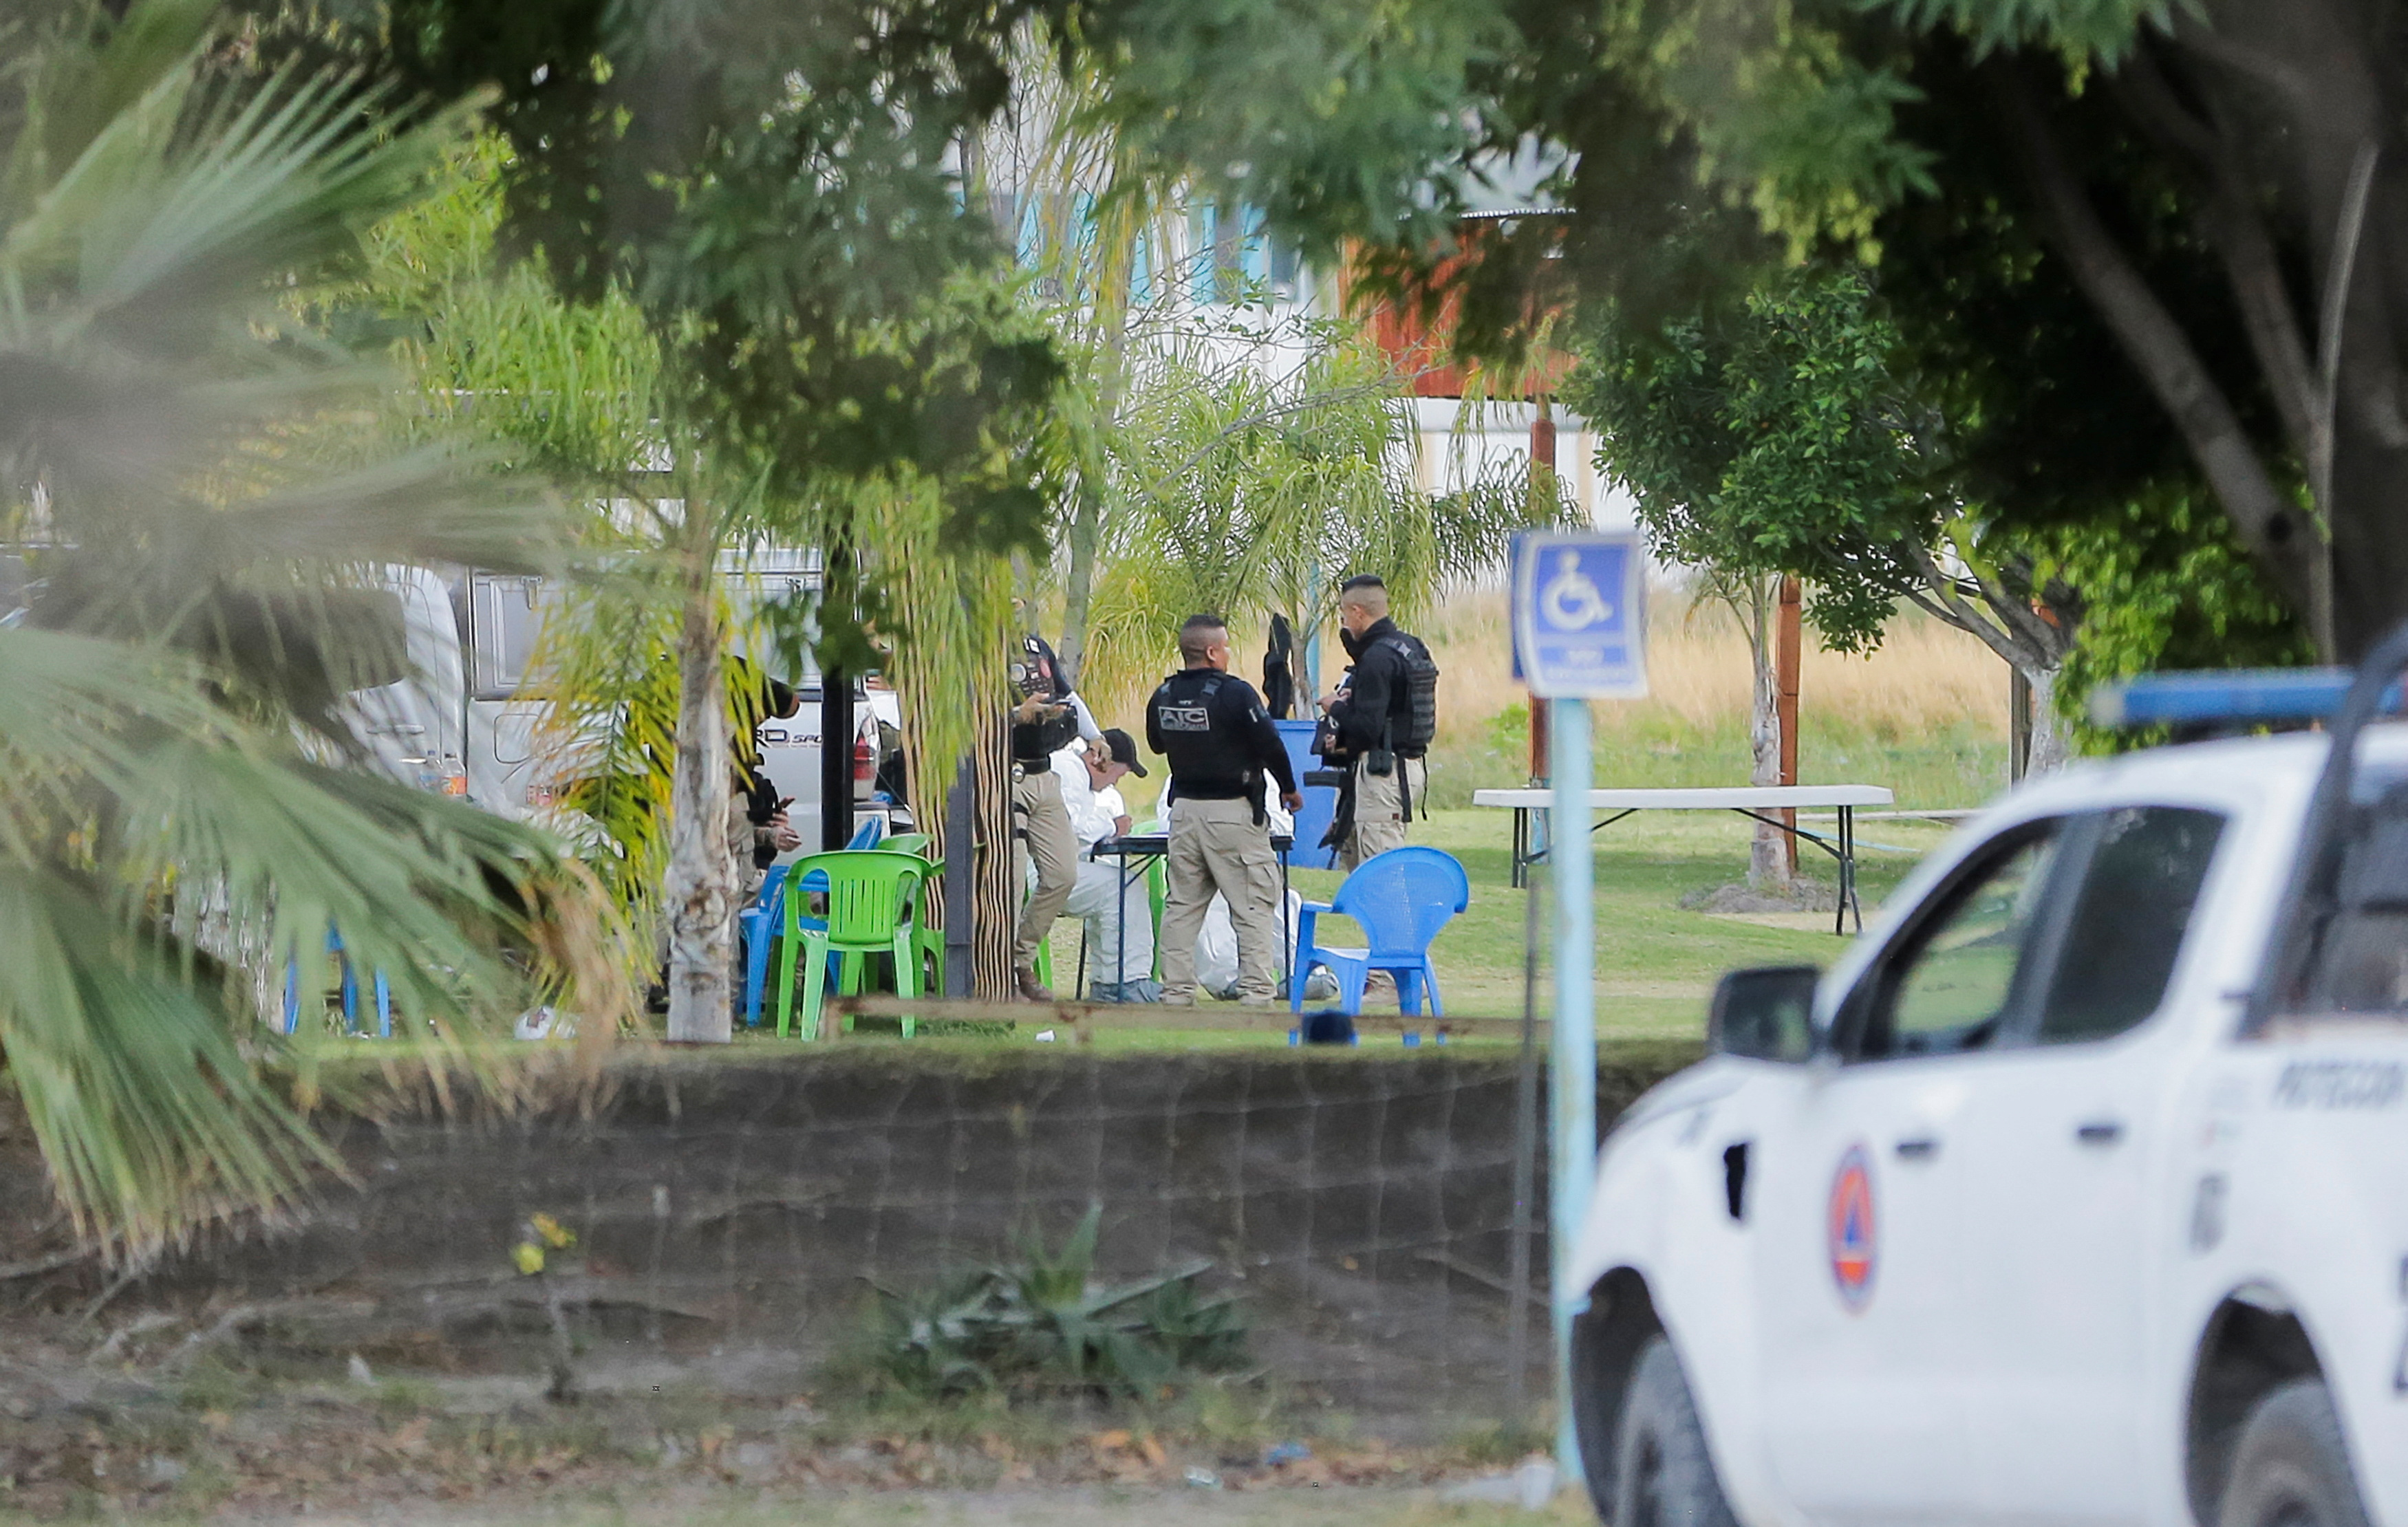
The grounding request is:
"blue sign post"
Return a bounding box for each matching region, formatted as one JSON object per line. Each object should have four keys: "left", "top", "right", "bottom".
{"left": 1512, "top": 532, "right": 1646, "bottom": 1488}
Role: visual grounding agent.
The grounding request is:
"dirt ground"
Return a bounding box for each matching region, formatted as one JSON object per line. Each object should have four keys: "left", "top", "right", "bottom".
{"left": 41, "top": 1483, "right": 1598, "bottom": 1526}
{"left": 0, "top": 1306, "right": 1582, "bottom": 1526}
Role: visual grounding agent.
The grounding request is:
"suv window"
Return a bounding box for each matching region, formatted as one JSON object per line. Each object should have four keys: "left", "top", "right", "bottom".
{"left": 1858, "top": 825, "right": 2063, "bottom": 1060}
{"left": 2036, "top": 807, "right": 2224, "bottom": 1043}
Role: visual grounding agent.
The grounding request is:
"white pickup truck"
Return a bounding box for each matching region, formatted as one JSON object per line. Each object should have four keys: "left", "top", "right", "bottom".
{"left": 1569, "top": 653, "right": 2408, "bottom": 1527}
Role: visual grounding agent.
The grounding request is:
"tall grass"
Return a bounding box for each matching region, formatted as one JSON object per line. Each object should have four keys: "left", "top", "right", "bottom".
{"left": 1084, "top": 583, "right": 2013, "bottom": 818}
{"left": 1420, "top": 588, "right": 2012, "bottom": 810}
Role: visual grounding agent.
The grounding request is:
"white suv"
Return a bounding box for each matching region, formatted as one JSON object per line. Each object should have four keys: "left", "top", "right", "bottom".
{"left": 1569, "top": 660, "right": 2408, "bottom": 1527}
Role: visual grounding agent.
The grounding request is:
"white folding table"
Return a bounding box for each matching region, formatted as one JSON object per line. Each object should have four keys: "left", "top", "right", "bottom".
{"left": 1472, "top": 784, "right": 1896, "bottom": 933}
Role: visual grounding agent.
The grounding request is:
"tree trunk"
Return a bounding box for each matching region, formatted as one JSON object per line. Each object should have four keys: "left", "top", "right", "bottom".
{"left": 1743, "top": 581, "right": 1789, "bottom": 890}
{"left": 1055, "top": 481, "right": 1106, "bottom": 688}
{"left": 662, "top": 566, "right": 734, "bottom": 1043}
{"left": 969, "top": 708, "right": 1017, "bottom": 1000}
{"left": 2021, "top": 662, "right": 2071, "bottom": 775}
{"left": 1775, "top": 574, "right": 1802, "bottom": 874}
{"left": 1057, "top": 320, "right": 1130, "bottom": 688}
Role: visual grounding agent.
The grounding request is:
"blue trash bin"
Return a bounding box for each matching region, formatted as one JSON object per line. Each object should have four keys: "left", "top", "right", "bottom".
{"left": 1273, "top": 718, "right": 1340, "bottom": 869}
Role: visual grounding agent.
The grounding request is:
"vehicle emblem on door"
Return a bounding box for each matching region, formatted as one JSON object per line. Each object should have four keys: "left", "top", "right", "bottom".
{"left": 1828, "top": 1145, "right": 1877, "bottom": 1310}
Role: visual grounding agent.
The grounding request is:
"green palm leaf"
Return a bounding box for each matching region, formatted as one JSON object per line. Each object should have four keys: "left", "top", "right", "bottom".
{"left": 0, "top": 3, "right": 614, "bottom": 1260}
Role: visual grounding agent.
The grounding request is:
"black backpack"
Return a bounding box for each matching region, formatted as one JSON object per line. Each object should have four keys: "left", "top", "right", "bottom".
{"left": 1377, "top": 632, "right": 1440, "bottom": 758}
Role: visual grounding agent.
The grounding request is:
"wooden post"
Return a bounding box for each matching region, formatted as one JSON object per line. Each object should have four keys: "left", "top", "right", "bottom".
{"left": 1527, "top": 399, "right": 1558, "bottom": 786}
{"left": 1776, "top": 574, "right": 1802, "bottom": 873}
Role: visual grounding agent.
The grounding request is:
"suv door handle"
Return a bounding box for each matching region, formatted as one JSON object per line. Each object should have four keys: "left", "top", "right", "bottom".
{"left": 2076, "top": 1120, "right": 2125, "bottom": 1146}
{"left": 1893, "top": 1136, "right": 1940, "bottom": 1162}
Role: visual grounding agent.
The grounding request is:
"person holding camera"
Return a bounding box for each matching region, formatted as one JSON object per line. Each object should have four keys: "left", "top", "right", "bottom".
{"left": 1148, "top": 614, "right": 1302, "bottom": 1007}
{"left": 1318, "top": 576, "right": 1439, "bottom": 871}
{"left": 1010, "top": 633, "right": 1099, "bottom": 1001}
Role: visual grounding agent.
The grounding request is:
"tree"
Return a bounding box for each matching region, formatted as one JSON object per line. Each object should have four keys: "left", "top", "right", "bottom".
{"left": 1077, "top": 332, "right": 1559, "bottom": 704}
{"left": 1068, "top": 0, "right": 2362, "bottom": 660}
{"left": 286, "top": 0, "right": 1071, "bottom": 1038}
{"left": 1569, "top": 266, "right": 2083, "bottom": 794}
{"left": 0, "top": 1, "right": 605, "bottom": 1255}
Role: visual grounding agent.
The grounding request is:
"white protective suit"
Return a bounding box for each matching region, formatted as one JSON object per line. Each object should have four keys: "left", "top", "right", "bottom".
{"left": 1051, "top": 742, "right": 1153, "bottom": 986}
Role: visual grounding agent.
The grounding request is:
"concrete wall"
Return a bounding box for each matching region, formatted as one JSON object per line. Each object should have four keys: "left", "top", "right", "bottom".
{"left": 4, "top": 1043, "right": 1697, "bottom": 1418}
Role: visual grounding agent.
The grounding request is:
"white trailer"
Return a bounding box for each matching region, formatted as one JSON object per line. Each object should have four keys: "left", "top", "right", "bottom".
{"left": 351, "top": 552, "right": 907, "bottom": 840}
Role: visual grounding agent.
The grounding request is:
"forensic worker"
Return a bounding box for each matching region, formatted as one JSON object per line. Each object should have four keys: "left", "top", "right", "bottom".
{"left": 1053, "top": 727, "right": 1158, "bottom": 1003}
{"left": 1010, "top": 632, "right": 1101, "bottom": 1000}
{"left": 1148, "top": 614, "right": 1303, "bottom": 1007}
{"left": 1318, "top": 575, "right": 1437, "bottom": 870}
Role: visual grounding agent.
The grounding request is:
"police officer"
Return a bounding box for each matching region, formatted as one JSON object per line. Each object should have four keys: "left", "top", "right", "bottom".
{"left": 1010, "top": 633, "right": 1099, "bottom": 1000}
{"left": 1320, "top": 575, "right": 1434, "bottom": 869}
{"left": 1148, "top": 614, "right": 1302, "bottom": 1007}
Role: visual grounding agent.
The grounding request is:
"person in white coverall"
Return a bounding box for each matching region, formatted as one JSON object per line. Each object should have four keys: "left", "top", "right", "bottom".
{"left": 1050, "top": 728, "right": 1159, "bottom": 1002}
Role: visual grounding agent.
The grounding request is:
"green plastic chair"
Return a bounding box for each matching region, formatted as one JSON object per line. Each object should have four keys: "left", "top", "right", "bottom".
{"left": 776, "top": 850, "right": 933, "bottom": 1040}
{"left": 872, "top": 836, "right": 945, "bottom": 985}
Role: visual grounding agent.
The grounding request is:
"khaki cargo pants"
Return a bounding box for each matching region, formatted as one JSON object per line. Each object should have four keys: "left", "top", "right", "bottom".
{"left": 1159, "top": 796, "right": 1284, "bottom": 1004}
{"left": 1013, "top": 765, "right": 1078, "bottom": 977}
{"left": 1341, "top": 755, "right": 1426, "bottom": 871}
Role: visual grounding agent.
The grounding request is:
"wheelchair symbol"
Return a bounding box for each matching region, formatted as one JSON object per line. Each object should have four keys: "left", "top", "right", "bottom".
{"left": 1540, "top": 550, "right": 1615, "bottom": 630}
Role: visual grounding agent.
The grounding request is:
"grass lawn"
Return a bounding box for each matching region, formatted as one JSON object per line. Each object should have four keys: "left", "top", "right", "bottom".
{"left": 1024, "top": 805, "right": 1966, "bottom": 1044}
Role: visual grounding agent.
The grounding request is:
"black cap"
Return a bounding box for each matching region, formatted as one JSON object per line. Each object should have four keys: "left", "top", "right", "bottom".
{"left": 1101, "top": 727, "right": 1148, "bottom": 777}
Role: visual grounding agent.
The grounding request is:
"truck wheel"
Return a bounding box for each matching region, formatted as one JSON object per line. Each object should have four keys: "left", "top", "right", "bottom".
{"left": 2217, "top": 1378, "right": 2372, "bottom": 1527}
{"left": 1604, "top": 1335, "right": 1739, "bottom": 1527}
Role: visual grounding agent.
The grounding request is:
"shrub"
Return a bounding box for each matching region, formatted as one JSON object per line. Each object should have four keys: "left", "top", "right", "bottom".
{"left": 862, "top": 1207, "right": 1246, "bottom": 1399}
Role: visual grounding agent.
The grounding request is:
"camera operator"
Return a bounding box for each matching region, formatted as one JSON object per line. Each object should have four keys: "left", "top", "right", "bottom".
{"left": 1009, "top": 633, "right": 1099, "bottom": 1001}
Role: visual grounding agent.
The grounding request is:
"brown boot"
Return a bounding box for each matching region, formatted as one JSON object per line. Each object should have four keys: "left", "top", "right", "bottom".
{"left": 1015, "top": 968, "right": 1053, "bottom": 1003}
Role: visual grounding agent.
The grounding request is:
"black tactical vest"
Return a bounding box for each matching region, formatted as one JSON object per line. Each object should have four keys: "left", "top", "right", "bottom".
{"left": 1150, "top": 669, "right": 1257, "bottom": 798}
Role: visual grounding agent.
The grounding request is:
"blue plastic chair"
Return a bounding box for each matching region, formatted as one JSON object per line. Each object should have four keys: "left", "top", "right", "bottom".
{"left": 794, "top": 816, "right": 887, "bottom": 896}
{"left": 1290, "top": 847, "right": 1470, "bottom": 1017}
{"left": 738, "top": 864, "right": 792, "bottom": 1028}
{"left": 282, "top": 927, "right": 391, "bottom": 1037}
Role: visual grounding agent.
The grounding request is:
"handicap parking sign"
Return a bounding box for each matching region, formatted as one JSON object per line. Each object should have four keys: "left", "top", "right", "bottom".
{"left": 1512, "top": 531, "right": 1647, "bottom": 699}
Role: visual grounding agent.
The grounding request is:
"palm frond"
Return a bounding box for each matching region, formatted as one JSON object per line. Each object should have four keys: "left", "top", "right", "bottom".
{"left": 0, "top": 8, "right": 621, "bottom": 1257}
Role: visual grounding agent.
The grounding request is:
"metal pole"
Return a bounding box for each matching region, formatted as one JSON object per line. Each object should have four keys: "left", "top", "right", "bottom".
{"left": 821, "top": 666, "right": 854, "bottom": 852}
{"left": 1507, "top": 846, "right": 1542, "bottom": 1418}
{"left": 1549, "top": 696, "right": 1595, "bottom": 1484}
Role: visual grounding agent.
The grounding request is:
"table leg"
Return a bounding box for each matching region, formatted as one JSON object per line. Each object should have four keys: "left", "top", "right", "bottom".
{"left": 1512, "top": 808, "right": 1528, "bottom": 889}
{"left": 1836, "top": 808, "right": 1856, "bottom": 935}
{"left": 1115, "top": 850, "right": 1133, "bottom": 1003}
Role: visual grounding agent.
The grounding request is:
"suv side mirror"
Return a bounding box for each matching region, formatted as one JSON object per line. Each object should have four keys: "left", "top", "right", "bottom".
{"left": 1708, "top": 964, "right": 1820, "bottom": 1062}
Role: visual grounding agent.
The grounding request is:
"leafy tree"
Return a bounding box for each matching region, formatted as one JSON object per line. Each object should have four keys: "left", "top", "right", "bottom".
{"left": 1071, "top": 0, "right": 2372, "bottom": 662}
{"left": 276, "top": 0, "right": 1072, "bottom": 1035}
{"left": 2050, "top": 492, "right": 2315, "bottom": 750}
{"left": 1078, "top": 332, "right": 1559, "bottom": 706}
{"left": 1569, "top": 266, "right": 2082, "bottom": 794}
{"left": 0, "top": 1, "right": 604, "bottom": 1255}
